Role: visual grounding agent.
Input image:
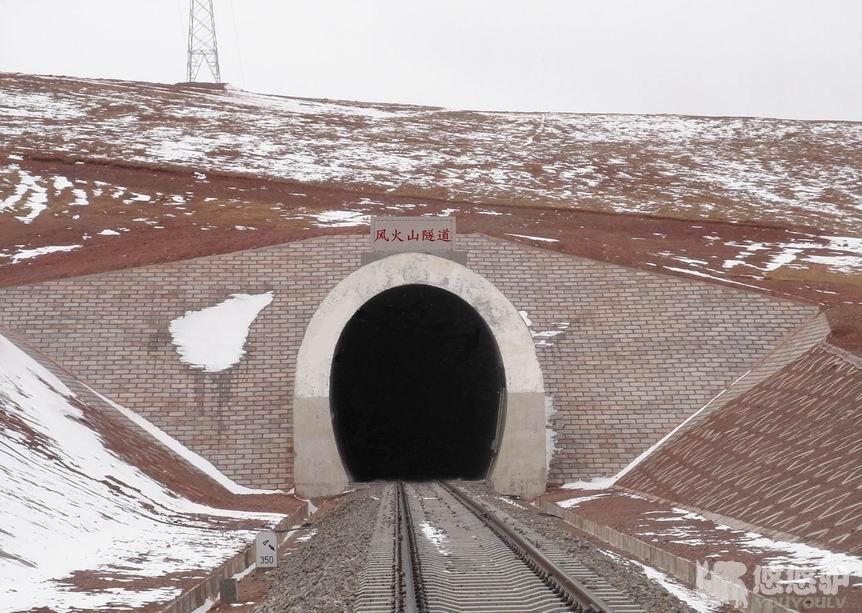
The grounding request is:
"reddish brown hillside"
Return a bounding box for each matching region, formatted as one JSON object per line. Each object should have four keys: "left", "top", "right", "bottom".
{"left": 0, "top": 74, "right": 859, "bottom": 352}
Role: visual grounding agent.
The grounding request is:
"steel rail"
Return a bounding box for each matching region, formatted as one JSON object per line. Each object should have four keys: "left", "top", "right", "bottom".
{"left": 439, "top": 480, "right": 616, "bottom": 613}
{"left": 396, "top": 481, "right": 427, "bottom": 612}
{"left": 393, "top": 482, "right": 408, "bottom": 612}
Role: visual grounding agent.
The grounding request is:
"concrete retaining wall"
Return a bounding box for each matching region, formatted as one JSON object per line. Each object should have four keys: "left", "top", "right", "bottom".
{"left": 537, "top": 500, "right": 797, "bottom": 613}
{"left": 162, "top": 505, "right": 307, "bottom": 613}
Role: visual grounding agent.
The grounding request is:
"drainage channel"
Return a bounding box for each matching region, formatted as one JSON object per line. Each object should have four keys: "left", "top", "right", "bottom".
{"left": 356, "top": 481, "right": 645, "bottom": 613}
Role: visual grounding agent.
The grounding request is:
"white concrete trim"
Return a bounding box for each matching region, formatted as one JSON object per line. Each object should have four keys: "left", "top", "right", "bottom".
{"left": 294, "top": 252, "right": 546, "bottom": 497}
{"left": 295, "top": 253, "right": 544, "bottom": 398}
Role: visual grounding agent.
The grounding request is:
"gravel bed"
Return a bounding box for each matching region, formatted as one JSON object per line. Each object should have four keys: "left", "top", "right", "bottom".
{"left": 254, "top": 484, "right": 385, "bottom": 613}
{"left": 456, "top": 480, "right": 738, "bottom": 613}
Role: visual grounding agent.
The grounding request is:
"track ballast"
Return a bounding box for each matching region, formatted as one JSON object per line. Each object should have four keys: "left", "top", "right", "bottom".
{"left": 356, "top": 481, "right": 645, "bottom": 613}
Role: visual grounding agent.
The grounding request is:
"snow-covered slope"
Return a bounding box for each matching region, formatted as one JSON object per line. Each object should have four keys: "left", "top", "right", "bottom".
{"left": 1, "top": 74, "right": 859, "bottom": 233}
{"left": 0, "top": 332, "right": 284, "bottom": 611}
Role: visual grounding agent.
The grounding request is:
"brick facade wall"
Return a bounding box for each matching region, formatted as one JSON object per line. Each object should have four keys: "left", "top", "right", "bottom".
{"left": 1, "top": 328, "right": 239, "bottom": 498}
{"left": 618, "top": 312, "right": 831, "bottom": 451}
{"left": 618, "top": 344, "right": 862, "bottom": 555}
{"left": 0, "top": 234, "right": 819, "bottom": 488}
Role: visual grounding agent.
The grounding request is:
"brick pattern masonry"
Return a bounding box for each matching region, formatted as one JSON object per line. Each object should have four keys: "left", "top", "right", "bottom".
{"left": 0, "top": 234, "right": 819, "bottom": 489}
{"left": 619, "top": 344, "right": 862, "bottom": 555}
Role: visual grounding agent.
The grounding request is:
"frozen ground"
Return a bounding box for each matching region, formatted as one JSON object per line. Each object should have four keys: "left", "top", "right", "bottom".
{"left": 0, "top": 74, "right": 859, "bottom": 234}
{"left": 2, "top": 156, "right": 858, "bottom": 284}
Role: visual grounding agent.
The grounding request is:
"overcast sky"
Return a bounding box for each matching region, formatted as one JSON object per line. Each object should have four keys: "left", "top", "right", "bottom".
{"left": 1, "top": 0, "right": 860, "bottom": 120}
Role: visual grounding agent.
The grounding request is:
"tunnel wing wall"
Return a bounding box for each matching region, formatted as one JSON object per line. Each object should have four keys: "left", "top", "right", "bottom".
{"left": 0, "top": 326, "right": 286, "bottom": 505}
{"left": 617, "top": 343, "right": 862, "bottom": 555}
{"left": 0, "top": 234, "right": 818, "bottom": 488}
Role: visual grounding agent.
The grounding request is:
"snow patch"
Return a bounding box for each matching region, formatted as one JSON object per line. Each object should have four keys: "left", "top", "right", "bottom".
{"left": 296, "top": 528, "right": 318, "bottom": 543}
{"left": 2, "top": 168, "right": 48, "bottom": 223}
{"left": 516, "top": 309, "right": 570, "bottom": 348}
{"left": 557, "top": 493, "right": 610, "bottom": 508}
{"left": 232, "top": 562, "right": 256, "bottom": 582}
{"left": 169, "top": 292, "right": 274, "bottom": 372}
{"left": 86, "top": 385, "right": 281, "bottom": 495}
{"left": 632, "top": 560, "right": 722, "bottom": 612}
{"left": 496, "top": 496, "right": 526, "bottom": 509}
{"left": 532, "top": 322, "right": 570, "bottom": 347}
{"left": 191, "top": 598, "right": 215, "bottom": 613}
{"left": 11, "top": 244, "right": 81, "bottom": 263}
{"left": 419, "top": 521, "right": 450, "bottom": 556}
{"left": 721, "top": 236, "right": 862, "bottom": 275}
{"left": 505, "top": 233, "right": 559, "bottom": 243}
{"left": 741, "top": 533, "right": 862, "bottom": 576}
{"left": 630, "top": 507, "right": 862, "bottom": 580}
{"left": 71, "top": 188, "right": 88, "bottom": 206}
{"left": 52, "top": 176, "right": 73, "bottom": 190}
{"left": 311, "top": 209, "right": 369, "bottom": 228}
{"left": 663, "top": 266, "right": 766, "bottom": 291}
{"left": 804, "top": 254, "right": 862, "bottom": 273}
{"left": 561, "top": 477, "right": 617, "bottom": 490}
{"left": 544, "top": 395, "right": 557, "bottom": 471}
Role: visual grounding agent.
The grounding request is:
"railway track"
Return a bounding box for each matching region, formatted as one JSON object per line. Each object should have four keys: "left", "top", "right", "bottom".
{"left": 356, "top": 481, "right": 645, "bottom": 613}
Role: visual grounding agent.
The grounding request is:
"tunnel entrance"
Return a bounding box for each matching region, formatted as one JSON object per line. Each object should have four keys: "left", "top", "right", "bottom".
{"left": 330, "top": 284, "right": 505, "bottom": 482}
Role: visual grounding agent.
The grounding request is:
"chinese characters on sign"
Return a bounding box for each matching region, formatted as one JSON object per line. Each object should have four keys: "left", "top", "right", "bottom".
{"left": 370, "top": 217, "right": 456, "bottom": 253}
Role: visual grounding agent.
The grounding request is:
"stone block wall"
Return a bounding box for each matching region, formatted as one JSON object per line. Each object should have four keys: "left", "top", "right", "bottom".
{"left": 0, "top": 234, "right": 819, "bottom": 488}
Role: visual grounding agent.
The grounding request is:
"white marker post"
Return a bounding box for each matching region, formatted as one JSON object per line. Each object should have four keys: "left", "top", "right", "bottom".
{"left": 255, "top": 530, "right": 278, "bottom": 569}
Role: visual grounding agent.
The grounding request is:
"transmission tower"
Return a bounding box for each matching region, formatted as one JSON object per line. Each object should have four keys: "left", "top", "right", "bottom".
{"left": 186, "top": 0, "right": 221, "bottom": 82}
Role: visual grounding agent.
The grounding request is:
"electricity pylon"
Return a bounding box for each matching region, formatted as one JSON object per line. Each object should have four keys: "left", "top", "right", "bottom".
{"left": 186, "top": 0, "right": 221, "bottom": 82}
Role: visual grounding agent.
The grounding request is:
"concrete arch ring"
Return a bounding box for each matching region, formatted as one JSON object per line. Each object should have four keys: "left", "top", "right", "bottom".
{"left": 293, "top": 252, "right": 546, "bottom": 498}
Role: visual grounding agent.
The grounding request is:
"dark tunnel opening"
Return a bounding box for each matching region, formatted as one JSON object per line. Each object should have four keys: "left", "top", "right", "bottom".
{"left": 330, "top": 284, "right": 505, "bottom": 482}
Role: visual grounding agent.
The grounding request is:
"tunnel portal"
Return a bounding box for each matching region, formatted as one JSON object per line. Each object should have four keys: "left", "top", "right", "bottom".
{"left": 330, "top": 284, "right": 505, "bottom": 481}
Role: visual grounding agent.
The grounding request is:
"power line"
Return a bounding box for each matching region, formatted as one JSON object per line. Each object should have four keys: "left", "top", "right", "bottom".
{"left": 229, "top": 0, "right": 246, "bottom": 88}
